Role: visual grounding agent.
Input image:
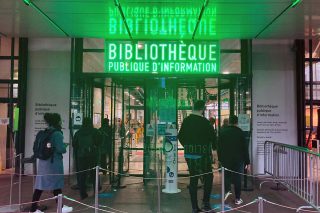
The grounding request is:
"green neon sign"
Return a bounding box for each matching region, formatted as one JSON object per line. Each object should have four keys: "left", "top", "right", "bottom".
{"left": 107, "top": 6, "right": 216, "bottom": 38}
{"left": 105, "top": 41, "right": 220, "bottom": 74}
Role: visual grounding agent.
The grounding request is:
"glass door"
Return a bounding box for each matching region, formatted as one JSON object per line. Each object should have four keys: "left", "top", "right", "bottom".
{"left": 110, "top": 81, "right": 124, "bottom": 185}
{"left": 144, "top": 79, "right": 177, "bottom": 185}
{"left": 122, "top": 86, "right": 145, "bottom": 176}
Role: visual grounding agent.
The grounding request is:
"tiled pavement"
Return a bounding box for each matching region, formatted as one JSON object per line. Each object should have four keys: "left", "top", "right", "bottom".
{"left": 0, "top": 170, "right": 316, "bottom": 213}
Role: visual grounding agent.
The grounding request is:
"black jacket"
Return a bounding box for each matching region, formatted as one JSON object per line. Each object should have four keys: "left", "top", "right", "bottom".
{"left": 73, "top": 127, "right": 101, "bottom": 159}
{"left": 218, "top": 125, "right": 250, "bottom": 166}
{"left": 178, "top": 114, "right": 216, "bottom": 156}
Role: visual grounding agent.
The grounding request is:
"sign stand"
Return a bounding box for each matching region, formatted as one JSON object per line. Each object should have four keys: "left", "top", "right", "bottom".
{"left": 162, "top": 124, "right": 181, "bottom": 194}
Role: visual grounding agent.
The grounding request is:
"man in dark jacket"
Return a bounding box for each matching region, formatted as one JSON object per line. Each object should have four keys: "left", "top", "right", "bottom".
{"left": 73, "top": 117, "right": 101, "bottom": 199}
{"left": 218, "top": 115, "right": 251, "bottom": 205}
{"left": 178, "top": 100, "right": 216, "bottom": 213}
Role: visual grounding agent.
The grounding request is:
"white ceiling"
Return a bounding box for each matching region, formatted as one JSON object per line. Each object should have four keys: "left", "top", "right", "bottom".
{"left": 0, "top": 0, "right": 320, "bottom": 40}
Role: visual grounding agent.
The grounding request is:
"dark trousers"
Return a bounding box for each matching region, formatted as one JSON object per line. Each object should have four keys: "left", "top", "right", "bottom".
{"left": 30, "top": 189, "right": 62, "bottom": 211}
{"left": 77, "top": 158, "right": 97, "bottom": 198}
{"left": 223, "top": 162, "right": 243, "bottom": 199}
{"left": 100, "top": 153, "right": 108, "bottom": 170}
{"left": 186, "top": 156, "right": 213, "bottom": 210}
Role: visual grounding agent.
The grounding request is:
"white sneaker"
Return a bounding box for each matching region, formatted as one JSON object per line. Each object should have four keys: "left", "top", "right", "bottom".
{"left": 235, "top": 198, "right": 243, "bottom": 205}
{"left": 224, "top": 191, "right": 232, "bottom": 201}
{"left": 32, "top": 210, "right": 44, "bottom": 213}
{"left": 62, "top": 205, "right": 73, "bottom": 213}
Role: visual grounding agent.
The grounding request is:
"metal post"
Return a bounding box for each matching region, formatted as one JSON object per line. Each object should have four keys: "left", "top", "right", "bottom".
{"left": 9, "top": 155, "right": 15, "bottom": 206}
{"left": 309, "top": 155, "right": 314, "bottom": 204}
{"left": 157, "top": 154, "right": 161, "bottom": 213}
{"left": 95, "top": 166, "right": 99, "bottom": 213}
{"left": 57, "top": 194, "right": 63, "bottom": 213}
{"left": 221, "top": 167, "right": 225, "bottom": 213}
{"left": 317, "top": 140, "right": 319, "bottom": 176}
{"left": 258, "top": 197, "right": 264, "bottom": 213}
{"left": 19, "top": 154, "right": 22, "bottom": 209}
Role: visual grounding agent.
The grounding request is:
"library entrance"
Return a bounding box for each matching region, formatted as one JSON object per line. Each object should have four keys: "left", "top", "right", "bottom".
{"left": 91, "top": 76, "right": 250, "bottom": 185}
{"left": 76, "top": 39, "right": 252, "bottom": 186}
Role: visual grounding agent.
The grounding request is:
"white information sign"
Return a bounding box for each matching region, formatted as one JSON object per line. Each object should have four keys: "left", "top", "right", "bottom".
{"left": 25, "top": 38, "right": 71, "bottom": 173}
{"left": 252, "top": 40, "right": 297, "bottom": 175}
{"left": 238, "top": 114, "right": 250, "bottom": 131}
{"left": 0, "top": 118, "right": 9, "bottom": 125}
{"left": 146, "top": 124, "right": 155, "bottom": 137}
{"left": 73, "top": 113, "right": 83, "bottom": 126}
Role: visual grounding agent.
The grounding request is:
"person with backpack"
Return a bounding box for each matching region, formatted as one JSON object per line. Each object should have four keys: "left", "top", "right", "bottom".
{"left": 72, "top": 117, "right": 101, "bottom": 200}
{"left": 30, "top": 113, "right": 73, "bottom": 213}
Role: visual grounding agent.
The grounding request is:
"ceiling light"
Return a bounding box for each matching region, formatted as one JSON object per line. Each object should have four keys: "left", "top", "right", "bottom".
{"left": 138, "top": 42, "right": 144, "bottom": 49}
{"left": 290, "top": 0, "right": 302, "bottom": 8}
{"left": 23, "top": 0, "right": 31, "bottom": 6}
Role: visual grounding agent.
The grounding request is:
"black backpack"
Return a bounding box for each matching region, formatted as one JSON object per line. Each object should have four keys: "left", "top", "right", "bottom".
{"left": 33, "top": 129, "right": 57, "bottom": 161}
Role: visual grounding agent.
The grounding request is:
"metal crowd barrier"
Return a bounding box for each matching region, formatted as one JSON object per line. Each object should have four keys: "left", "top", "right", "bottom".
{"left": 264, "top": 140, "right": 320, "bottom": 211}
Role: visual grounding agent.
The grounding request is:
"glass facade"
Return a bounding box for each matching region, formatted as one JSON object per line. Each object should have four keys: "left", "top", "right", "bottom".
{"left": 305, "top": 39, "right": 320, "bottom": 148}
{"left": 0, "top": 37, "right": 19, "bottom": 170}
{"left": 71, "top": 38, "right": 252, "bottom": 184}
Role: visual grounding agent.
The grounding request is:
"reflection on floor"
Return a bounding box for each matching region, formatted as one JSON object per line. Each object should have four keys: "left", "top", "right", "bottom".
{"left": 0, "top": 167, "right": 313, "bottom": 213}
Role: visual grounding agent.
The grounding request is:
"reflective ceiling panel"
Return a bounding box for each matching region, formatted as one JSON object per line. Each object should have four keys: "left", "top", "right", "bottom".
{"left": 0, "top": 0, "right": 319, "bottom": 40}
{"left": 119, "top": 0, "right": 203, "bottom": 40}
{"left": 0, "top": 0, "right": 66, "bottom": 37}
{"left": 260, "top": 0, "right": 320, "bottom": 38}
{"left": 197, "top": 1, "right": 291, "bottom": 39}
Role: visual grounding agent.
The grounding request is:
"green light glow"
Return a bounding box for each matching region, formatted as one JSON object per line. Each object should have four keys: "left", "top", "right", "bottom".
{"left": 105, "top": 41, "right": 220, "bottom": 74}
{"left": 23, "top": 0, "right": 31, "bottom": 6}
{"left": 107, "top": 6, "right": 216, "bottom": 39}
{"left": 290, "top": 0, "right": 302, "bottom": 8}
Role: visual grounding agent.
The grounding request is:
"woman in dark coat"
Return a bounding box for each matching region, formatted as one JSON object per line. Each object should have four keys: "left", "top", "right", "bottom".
{"left": 30, "top": 113, "right": 73, "bottom": 213}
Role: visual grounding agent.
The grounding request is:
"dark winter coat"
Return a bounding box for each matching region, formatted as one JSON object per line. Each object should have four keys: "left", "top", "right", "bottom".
{"left": 72, "top": 127, "right": 101, "bottom": 165}
{"left": 218, "top": 125, "right": 250, "bottom": 166}
{"left": 99, "top": 125, "right": 112, "bottom": 154}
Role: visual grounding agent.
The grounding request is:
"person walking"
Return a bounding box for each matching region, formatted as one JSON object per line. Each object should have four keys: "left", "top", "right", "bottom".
{"left": 178, "top": 100, "right": 216, "bottom": 213}
{"left": 218, "top": 115, "right": 251, "bottom": 205}
{"left": 73, "top": 117, "right": 101, "bottom": 200}
{"left": 30, "top": 113, "right": 73, "bottom": 213}
{"left": 99, "top": 118, "right": 112, "bottom": 171}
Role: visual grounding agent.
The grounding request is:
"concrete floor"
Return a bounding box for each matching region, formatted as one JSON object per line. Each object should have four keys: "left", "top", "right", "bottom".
{"left": 0, "top": 169, "right": 316, "bottom": 213}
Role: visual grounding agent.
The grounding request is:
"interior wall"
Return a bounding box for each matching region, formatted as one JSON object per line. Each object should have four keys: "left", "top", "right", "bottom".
{"left": 252, "top": 40, "right": 297, "bottom": 174}
{"left": 0, "top": 38, "right": 8, "bottom": 171}
{"left": 0, "top": 104, "right": 7, "bottom": 170}
{"left": 25, "top": 38, "right": 71, "bottom": 174}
